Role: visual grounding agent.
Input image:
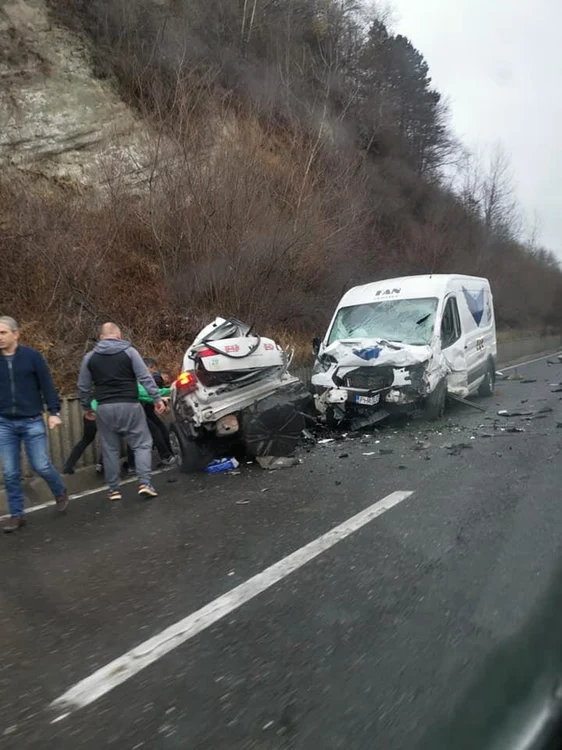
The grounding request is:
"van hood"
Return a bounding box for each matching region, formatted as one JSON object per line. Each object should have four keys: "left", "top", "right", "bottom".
{"left": 321, "top": 338, "right": 433, "bottom": 368}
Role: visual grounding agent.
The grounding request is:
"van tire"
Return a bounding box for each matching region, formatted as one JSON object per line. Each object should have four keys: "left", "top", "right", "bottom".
{"left": 424, "top": 378, "right": 447, "bottom": 421}
{"left": 169, "top": 423, "right": 210, "bottom": 473}
{"left": 478, "top": 360, "right": 496, "bottom": 397}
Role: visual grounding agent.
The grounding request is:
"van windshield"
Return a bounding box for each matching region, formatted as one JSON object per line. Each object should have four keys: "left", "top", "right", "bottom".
{"left": 327, "top": 297, "right": 439, "bottom": 346}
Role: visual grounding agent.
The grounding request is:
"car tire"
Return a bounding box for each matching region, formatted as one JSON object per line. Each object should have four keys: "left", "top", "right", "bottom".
{"left": 241, "top": 391, "right": 306, "bottom": 458}
{"left": 478, "top": 360, "right": 496, "bottom": 397}
{"left": 424, "top": 378, "right": 447, "bottom": 421}
{"left": 169, "top": 423, "right": 210, "bottom": 473}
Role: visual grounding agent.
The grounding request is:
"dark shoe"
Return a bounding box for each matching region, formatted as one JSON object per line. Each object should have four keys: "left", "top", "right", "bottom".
{"left": 159, "top": 456, "right": 176, "bottom": 467}
{"left": 62, "top": 466, "right": 75, "bottom": 476}
{"left": 138, "top": 483, "right": 158, "bottom": 498}
{"left": 55, "top": 489, "right": 69, "bottom": 513}
{"left": 2, "top": 515, "right": 27, "bottom": 533}
{"left": 95, "top": 463, "right": 104, "bottom": 475}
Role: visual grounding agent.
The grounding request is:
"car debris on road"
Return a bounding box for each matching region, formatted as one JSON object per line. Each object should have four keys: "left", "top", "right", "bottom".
{"left": 169, "top": 317, "right": 314, "bottom": 473}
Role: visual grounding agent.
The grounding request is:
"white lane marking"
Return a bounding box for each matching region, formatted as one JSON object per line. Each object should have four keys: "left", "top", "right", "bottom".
{"left": 502, "top": 350, "right": 562, "bottom": 371}
{"left": 50, "top": 490, "right": 414, "bottom": 720}
{"left": 0, "top": 468, "right": 174, "bottom": 521}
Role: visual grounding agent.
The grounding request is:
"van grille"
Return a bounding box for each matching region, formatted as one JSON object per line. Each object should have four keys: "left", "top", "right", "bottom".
{"left": 340, "top": 367, "right": 394, "bottom": 391}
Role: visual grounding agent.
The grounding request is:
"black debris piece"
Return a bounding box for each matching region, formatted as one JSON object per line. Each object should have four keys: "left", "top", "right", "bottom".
{"left": 256, "top": 456, "right": 300, "bottom": 470}
{"left": 443, "top": 442, "right": 474, "bottom": 456}
{"left": 349, "top": 410, "right": 390, "bottom": 432}
{"left": 497, "top": 409, "right": 534, "bottom": 417}
{"left": 447, "top": 393, "right": 487, "bottom": 412}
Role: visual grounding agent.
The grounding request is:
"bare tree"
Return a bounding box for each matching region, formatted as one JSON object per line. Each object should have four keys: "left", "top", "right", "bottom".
{"left": 481, "top": 144, "right": 522, "bottom": 240}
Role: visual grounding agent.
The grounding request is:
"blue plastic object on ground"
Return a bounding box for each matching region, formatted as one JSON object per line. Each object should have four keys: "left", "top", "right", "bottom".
{"left": 204, "top": 457, "right": 240, "bottom": 474}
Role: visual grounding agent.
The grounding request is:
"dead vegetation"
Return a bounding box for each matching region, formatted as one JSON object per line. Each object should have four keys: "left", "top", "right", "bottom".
{"left": 1, "top": 0, "right": 561, "bottom": 391}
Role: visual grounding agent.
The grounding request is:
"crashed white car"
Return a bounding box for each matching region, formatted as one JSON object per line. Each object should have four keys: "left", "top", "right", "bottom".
{"left": 170, "top": 317, "right": 313, "bottom": 470}
{"left": 312, "top": 274, "right": 497, "bottom": 428}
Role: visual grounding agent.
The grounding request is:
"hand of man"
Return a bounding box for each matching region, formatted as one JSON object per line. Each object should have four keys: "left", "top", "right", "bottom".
{"left": 155, "top": 400, "right": 166, "bottom": 416}
{"left": 48, "top": 415, "right": 62, "bottom": 430}
{"left": 84, "top": 410, "right": 96, "bottom": 422}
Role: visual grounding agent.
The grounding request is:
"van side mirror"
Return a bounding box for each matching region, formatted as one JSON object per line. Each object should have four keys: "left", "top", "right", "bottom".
{"left": 312, "top": 337, "right": 321, "bottom": 357}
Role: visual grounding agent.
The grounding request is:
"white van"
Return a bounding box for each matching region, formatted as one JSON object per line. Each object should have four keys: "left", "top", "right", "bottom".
{"left": 311, "top": 274, "right": 497, "bottom": 425}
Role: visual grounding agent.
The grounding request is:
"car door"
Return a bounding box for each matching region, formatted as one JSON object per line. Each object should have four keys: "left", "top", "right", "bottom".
{"left": 440, "top": 295, "right": 468, "bottom": 394}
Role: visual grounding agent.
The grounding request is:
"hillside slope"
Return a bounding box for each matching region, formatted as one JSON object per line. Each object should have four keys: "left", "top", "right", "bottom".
{"left": 1, "top": 0, "right": 561, "bottom": 389}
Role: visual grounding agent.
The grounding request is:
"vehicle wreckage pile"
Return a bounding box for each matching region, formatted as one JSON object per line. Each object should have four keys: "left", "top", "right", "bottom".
{"left": 167, "top": 273, "right": 509, "bottom": 472}
{"left": 169, "top": 317, "right": 316, "bottom": 473}
{"left": 167, "top": 311, "right": 499, "bottom": 473}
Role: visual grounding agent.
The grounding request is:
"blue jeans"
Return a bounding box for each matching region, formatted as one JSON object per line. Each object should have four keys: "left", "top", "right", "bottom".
{"left": 0, "top": 416, "right": 66, "bottom": 517}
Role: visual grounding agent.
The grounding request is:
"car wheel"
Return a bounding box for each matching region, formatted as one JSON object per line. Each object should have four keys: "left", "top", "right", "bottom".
{"left": 478, "top": 360, "right": 495, "bottom": 397}
{"left": 424, "top": 378, "right": 447, "bottom": 421}
{"left": 169, "top": 423, "right": 210, "bottom": 473}
{"left": 241, "top": 392, "right": 306, "bottom": 458}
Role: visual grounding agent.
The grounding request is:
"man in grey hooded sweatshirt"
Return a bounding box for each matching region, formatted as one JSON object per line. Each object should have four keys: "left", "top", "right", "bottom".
{"left": 78, "top": 323, "right": 166, "bottom": 501}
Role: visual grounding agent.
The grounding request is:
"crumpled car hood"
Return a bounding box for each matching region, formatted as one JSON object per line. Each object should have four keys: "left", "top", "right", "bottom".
{"left": 320, "top": 339, "right": 433, "bottom": 368}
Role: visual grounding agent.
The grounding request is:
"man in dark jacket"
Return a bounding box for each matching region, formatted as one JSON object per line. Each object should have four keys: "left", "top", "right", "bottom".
{"left": 0, "top": 316, "right": 69, "bottom": 532}
{"left": 78, "top": 322, "right": 165, "bottom": 501}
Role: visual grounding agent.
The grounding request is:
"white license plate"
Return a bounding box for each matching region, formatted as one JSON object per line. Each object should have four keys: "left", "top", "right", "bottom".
{"left": 355, "top": 394, "right": 380, "bottom": 406}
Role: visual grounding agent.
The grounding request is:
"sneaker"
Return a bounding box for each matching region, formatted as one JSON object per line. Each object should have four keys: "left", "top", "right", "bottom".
{"left": 55, "top": 489, "right": 69, "bottom": 513}
{"left": 62, "top": 466, "right": 75, "bottom": 476}
{"left": 2, "top": 515, "right": 27, "bottom": 533}
{"left": 108, "top": 490, "right": 122, "bottom": 502}
{"left": 95, "top": 463, "right": 104, "bottom": 475}
{"left": 160, "top": 456, "right": 176, "bottom": 467}
{"left": 138, "top": 484, "right": 158, "bottom": 498}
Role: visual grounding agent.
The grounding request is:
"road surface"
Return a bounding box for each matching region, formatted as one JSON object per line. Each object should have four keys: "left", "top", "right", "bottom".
{"left": 1, "top": 354, "right": 562, "bottom": 749}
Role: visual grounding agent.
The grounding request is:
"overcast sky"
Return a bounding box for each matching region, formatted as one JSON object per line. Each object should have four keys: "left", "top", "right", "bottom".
{"left": 391, "top": 0, "right": 562, "bottom": 257}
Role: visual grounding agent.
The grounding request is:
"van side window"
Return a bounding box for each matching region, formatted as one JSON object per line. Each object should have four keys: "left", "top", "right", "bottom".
{"left": 441, "top": 297, "right": 461, "bottom": 348}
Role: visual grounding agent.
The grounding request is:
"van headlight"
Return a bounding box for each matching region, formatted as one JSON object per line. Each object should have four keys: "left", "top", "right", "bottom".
{"left": 315, "top": 354, "right": 337, "bottom": 372}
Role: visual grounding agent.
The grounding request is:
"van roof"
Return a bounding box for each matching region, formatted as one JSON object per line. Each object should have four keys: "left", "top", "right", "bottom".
{"left": 339, "top": 274, "right": 490, "bottom": 307}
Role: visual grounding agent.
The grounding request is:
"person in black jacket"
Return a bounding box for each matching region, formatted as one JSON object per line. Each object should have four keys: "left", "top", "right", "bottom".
{"left": 78, "top": 323, "right": 165, "bottom": 502}
{"left": 0, "top": 316, "right": 69, "bottom": 532}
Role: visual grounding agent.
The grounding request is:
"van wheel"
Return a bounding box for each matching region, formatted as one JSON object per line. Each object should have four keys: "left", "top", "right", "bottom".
{"left": 424, "top": 379, "right": 447, "bottom": 421}
{"left": 478, "top": 361, "right": 495, "bottom": 397}
{"left": 169, "top": 423, "right": 210, "bottom": 473}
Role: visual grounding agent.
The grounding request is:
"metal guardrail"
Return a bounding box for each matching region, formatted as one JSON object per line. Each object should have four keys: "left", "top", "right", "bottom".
{"left": 13, "top": 334, "right": 562, "bottom": 478}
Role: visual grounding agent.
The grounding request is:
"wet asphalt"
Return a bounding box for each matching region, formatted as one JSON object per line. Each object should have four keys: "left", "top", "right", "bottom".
{"left": 1, "top": 355, "right": 562, "bottom": 749}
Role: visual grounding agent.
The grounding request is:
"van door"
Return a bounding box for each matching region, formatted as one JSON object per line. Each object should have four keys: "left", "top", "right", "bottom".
{"left": 457, "top": 286, "right": 490, "bottom": 391}
{"left": 440, "top": 295, "right": 468, "bottom": 394}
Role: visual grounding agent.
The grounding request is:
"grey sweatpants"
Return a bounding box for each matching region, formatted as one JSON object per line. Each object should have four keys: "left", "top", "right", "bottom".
{"left": 96, "top": 402, "right": 153, "bottom": 490}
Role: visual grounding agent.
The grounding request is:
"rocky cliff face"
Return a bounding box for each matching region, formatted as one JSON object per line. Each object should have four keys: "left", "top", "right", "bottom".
{"left": 0, "top": 0, "right": 150, "bottom": 185}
